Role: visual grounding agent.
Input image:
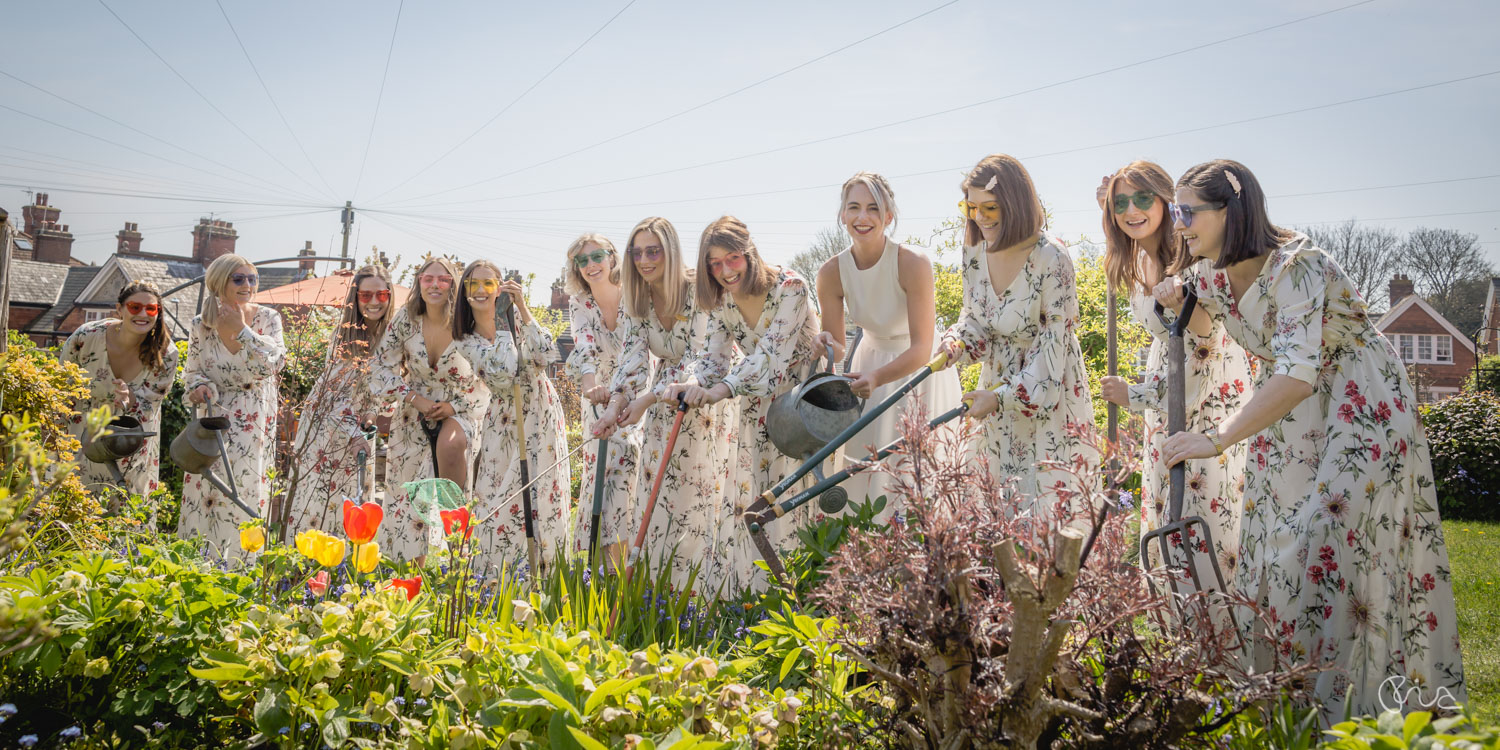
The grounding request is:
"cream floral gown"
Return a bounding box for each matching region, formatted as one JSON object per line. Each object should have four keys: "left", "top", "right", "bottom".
{"left": 1186, "top": 234, "right": 1465, "bottom": 716}
{"left": 458, "top": 320, "right": 572, "bottom": 577}
{"left": 177, "top": 306, "right": 285, "bottom": 559}
{"left": 566, "top": 292, "right": 642, "bottom": 559}
{"left": 940, "top": 235, "right": 1098, "bottom": 519}
{"left": 1126, "top": 289, "right": 1250, "bottom": 579}
{"left": 692, "top": 268, "right": 820, "bottom": 594}
{"left": 610, "top": 282, "right": 738, "bottom": 591}
{"left": 286, "top": 345, "right": 393, "bottom": 537}
{"left": 61, "top": 319, "right": 178, "bottom": 500}
{"left": 368, "top": 308, "right": 490, "bottom": 562}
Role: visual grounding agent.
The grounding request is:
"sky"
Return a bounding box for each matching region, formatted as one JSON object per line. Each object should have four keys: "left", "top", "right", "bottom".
{"left": 3, "top": 0, "right": 1498, "bottom": 302}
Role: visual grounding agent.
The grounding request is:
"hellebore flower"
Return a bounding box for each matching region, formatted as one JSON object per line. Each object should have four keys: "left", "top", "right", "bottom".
{"left": 355, "top": 541, "right": 381, "bottom": 573}
{"left": 307, "top": 570, "right": 330, "bottom": 597}
{"left": 342, "top": 499, "right": 383, "bottom": 544}
{"left": 387, "top": 576, "right": 422, "bottom": 601}
{"left": 239, "top": 525, "right": 265, "bottom": 553}
{"left": 440, "top": 507, "right": 472, "bottom": 540}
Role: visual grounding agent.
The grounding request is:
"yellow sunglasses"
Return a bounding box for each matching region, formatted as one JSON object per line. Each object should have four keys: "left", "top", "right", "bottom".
{"left": 958, "top": 200, "right": 1001, "bottom": 222}
{"left": 465, "top": 278, "right": 500, "bottom": 295}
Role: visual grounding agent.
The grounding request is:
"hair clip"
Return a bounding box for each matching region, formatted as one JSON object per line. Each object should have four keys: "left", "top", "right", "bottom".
{"left": 1224, "top": 170, "right": 1242, "bottom": 197}
{"left": 983, "top": 174, "right": 999, "bottom": 192}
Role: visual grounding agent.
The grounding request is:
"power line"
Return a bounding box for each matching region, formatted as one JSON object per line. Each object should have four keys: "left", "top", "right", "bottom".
{"left": 0, "top": 179, "right": 337, "bottom": 208}
{"left": 352, "top": 0, "right": 406, "bottom": 199}
{"left": 1052, "top": 174, "right": 1500, "bottom": 214}
{"left": 376, "top": 0, "right": 965, "bottom": 207}
{"left": 377, "top": 0, "right": 1368, "bottom": 211}
{"left": 69, "top": 208, "right": 333, "bottom": 239}
{"left": 94, "top": 0, "right": 335, "bottom": 201}
{"left": 214, "top": 0, "right": 339, "bottom": 197}
{"left": 366, "top": 0, "right": 641, "bottom": 204}
{"left": 0, "top": 152, "right": 307, "bottom": 206}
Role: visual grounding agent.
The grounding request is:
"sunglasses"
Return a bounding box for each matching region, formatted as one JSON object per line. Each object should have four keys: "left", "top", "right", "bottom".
{"left": 1112, "top": 191, "right": 1157, "bottom": 214}
{"left": 957, "top": 200, "right": 1001, "bottom": 222}
{"left": 356, "top": 289, "right": 392, "bottom": 304}
{"left": 707, "top": 251, "right": 748, "bottom": 276}
{"left": 1168, "top": 201, "right": 1226, "bottom": 228}
{"left": 230, "top": 273, "right": 258, "bottom": 287}
{"left": 122, "top": 301, "right": 160, "bottom": 317}
{"left": 419, "top": 273, "right": 454, "bottom": 289}
{"left": 629, "top": 245, "right": 664, "bottom": 262}
{"left": 573, "top": 250, "right": 610, "bottom": 269}
{"left": 465, "top": 278, "right": 500, "bottom": 295}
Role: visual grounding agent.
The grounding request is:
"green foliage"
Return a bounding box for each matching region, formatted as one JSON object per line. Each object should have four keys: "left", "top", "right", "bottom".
{"left": 0, "top": 331, "right": 90, "bottom": 457}
{"left": 1072, "top": 247, "right": 1152, "bottom": 430}
{"left": 1320, "top": 708, "right": 1500, "bottom": 749}
{"left": 1472, "top": 354, "right": 1500, "bottom": 396}
{"left": 1421, "top": 392, "right": 1500, "bottom": 522}
{"left": 157, "top": 339, "right": 190, "bottom": 522}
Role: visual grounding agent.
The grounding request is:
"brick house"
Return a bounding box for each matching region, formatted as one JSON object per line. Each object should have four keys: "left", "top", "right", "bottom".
{"left": 1375, "top": 274, "right": 1476, "bottom": 402}
{"left": 1480, "top": 277, "right": 1500, "bottom": 357}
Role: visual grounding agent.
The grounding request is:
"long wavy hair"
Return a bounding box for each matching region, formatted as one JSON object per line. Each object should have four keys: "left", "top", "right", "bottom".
{"left": 1101, "top": 161, "right": 1188, "bottom": 294}
{"left": 1177, "top": 159, "right": 1294, "bottom": 269}
{"left": 115, "top": 280, "right": 172, "bottom": 372}
{"left": 404, "top": 256, "right": 461, "bottom": 323}
{"left": 696, "top": 216, "right": 777, "bottom": 310}
{"left": 331, "top": 264, "right": 394, "bottom": 361}
{"left": 622, "top": 217, "right": 693, "bottom": 321}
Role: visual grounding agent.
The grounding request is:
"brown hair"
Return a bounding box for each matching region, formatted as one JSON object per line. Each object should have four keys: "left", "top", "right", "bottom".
{"left": 960, "top": 153, "right": 1045, "bottom": 249}
{"left": 404, "top": 256, "right": 461, "bottom": 323}
{"left": 116, "top": 280, "right": 171, "bottom": 372}
{"left": 332, "top": 264, "right": 394, "bottom": 361}
{"left": 1101, "top": 161, "right": 1189, "bottom": 294}
{"left": 562, "top": 233, "right": 621, "bottom": 297}
{"left": 451, "top": 260, "right": 503, "bottom": 338}
{"left": 696, "top": 216, "right": 776, "bottom": 310}
{"left": 1177, "top": 159, "right": 1294, "bottom": 269}
{"left": 621, "top": 217, "right": 693, "bottom": 321}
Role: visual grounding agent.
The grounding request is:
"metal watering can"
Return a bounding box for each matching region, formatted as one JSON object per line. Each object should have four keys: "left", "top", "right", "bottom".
{"left": 82, "top": 415, "right": 156, "bottom": 484}
{"left": 766, "top": 343, "right": 864, "bottom": 513}
{"left": 169, "top": 404, "right": 260, "bottom": 519}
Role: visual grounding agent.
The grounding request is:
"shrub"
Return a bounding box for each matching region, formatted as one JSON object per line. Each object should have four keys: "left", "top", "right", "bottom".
{"left": 1421, "top": 392, "right": 1500, "bottom": 522}
{"left": 1472, "top": 354, "right": 1500, "bottom": 396}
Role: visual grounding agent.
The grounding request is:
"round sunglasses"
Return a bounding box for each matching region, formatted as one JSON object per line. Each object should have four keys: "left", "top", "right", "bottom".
{"left": 957, "top": 200, "right": 1001, "bottom": 222}
{"left": 573, "top": 250, "right": 611, "bottom": 268}
{"left": 628, "top": 245, "right": 664, "bottom": 262}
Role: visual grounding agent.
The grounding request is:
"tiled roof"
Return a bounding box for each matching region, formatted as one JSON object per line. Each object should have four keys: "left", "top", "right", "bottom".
{"left": 27, "top": 265, "right": 102, "bottom": 333}
{"left": 7, "top": 259, "right": 69, "bottom": 305}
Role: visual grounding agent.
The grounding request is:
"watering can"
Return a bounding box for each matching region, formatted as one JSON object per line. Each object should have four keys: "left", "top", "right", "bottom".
{"left": 82, "top": 415, "right": 156, "bottom": 485}
{"left": 169, "top": 404, "right": 260, "bottom": 519}
{"left": 765, "top": 343, "right": 864, "bottom": 513}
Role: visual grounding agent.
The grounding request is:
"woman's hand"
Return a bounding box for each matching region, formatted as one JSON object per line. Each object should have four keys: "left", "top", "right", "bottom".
{"left": 936, "top": 339, "right": 964, "bottom": 368}
{"left": 189, "top": 384, "right": 214, "bottom": 406}
{"left": 216, "top": 300, "right": 247, "bottom": 336}
{"left": 1152, "top": 277, "right": 1186, "bottom": 310}
{"left": 348, "top": 433, "right": 372, "bottom": 457}
{"left": 622, "top": 394, "right": 656, "bottom": 426}
{"left": 814, "top": 331, "right": 846, "bottom": 363}
{"left": 583, "top": 384, "right": 611, "bottom": 405}
{"left": 664, "top": 382, "right": 726, "bottom": 407}
{"left": 1095, "top": 174, "right": 1112, "bottom": 210}
{"left": 426, "top": 400, "right": 456, "bottom": 421}
{"left": 962, "top": 389, "right": 998, "bottom": 420}
{"left": 500, "top": 279, "right": 532, "bottom": 324}
{"left": 111, "top": 378, "right": 133, "bottom": 412}
{"left": 592, "top": 400, "right": 623, "bottom": 439}
{"left": 845, "top": 371, "right": 878, "bottom": 399}
{"left": 1162, "top": 431, "right": 1216, "bottom": 468}
{"left": 1098, "top": 376, "right": 1130, "bottom": 407}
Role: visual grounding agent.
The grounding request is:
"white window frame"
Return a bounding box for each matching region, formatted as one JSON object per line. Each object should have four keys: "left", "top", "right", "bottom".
{"left": 84, "top": 309, "right": 106, "bottom": 323}
{"left": 1435, "top": 336, "right": 1453, "bottom": 364}
{"left": 1395, "top": 333, "right": 1456, "bottom": 365}
{"left": 1418, "top": 336, "right": 1433, "bottom": 362}
{"left": 1398, "top": 334, "right": 1414, "bottom": 362}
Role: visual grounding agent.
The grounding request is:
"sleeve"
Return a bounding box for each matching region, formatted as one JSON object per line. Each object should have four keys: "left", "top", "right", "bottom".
{"left": 58, "top": 326, "right": 92, "bottom": 415}
{"left": 938, "top": 245, "right": 987, "bottom": 368}
{"left": 1182, "top": 260, "right": 1228, "bottom": 323}
{"left": 563, "top": 297, "right": 600, "bottom": 379}
{"left": 134, "top": 343, "right": 179, "bottom": 422}
{"left": 458, "top": 332, "right": 519, "bottom": 392}
{"left": 991, "top": 249, "right": 1079, "bottom": 417}
{"left": 1266, "top": 251, "right": 1323, "bottom": 386}
{"left": 609, "top": 313, "right": 652, "bottom": 402}
{"left": 683, "top": 307, "right": 735, "bottom": 390}
{"left": 520, "top": 320, "right": 557, "bottom": 370}
{"left": 237, "top": 307, "right": 287, "bottom": 381}
{"left": 721, "top": 277, "right": 814, "bottom": 398}
{"left": 367, "top": 311, "right": 411, "bottom": 406}
{"left": 1125, "top": 353, "right": 1166, "bottom": 413}
{"left": 181, "top": 321, "right": 218, "bottom": 407}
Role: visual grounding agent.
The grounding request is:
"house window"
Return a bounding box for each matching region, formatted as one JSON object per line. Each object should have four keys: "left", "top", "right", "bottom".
{"left": 1394, "top": 333, "right": 1456, "bottom": 364}
{"left": 1417, "top": 336, "right": 1433, "bottom": 362}
{"left": 84, "top": 310, "right": 106, "bottom": 323}
{"left": 1435, "top": 336, "right": 1453, "bottom": 364}
{"left": 1398, "top": 335, "right": 1414, "bottom": 362}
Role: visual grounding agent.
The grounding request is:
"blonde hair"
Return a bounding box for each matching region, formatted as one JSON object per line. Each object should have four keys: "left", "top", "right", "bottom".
{"left": 1101, "top": 161, "right": 1188, "bottom": 295}
{"left": 961, "top": 153, "right": 1045, "bottom": 249}
{"left": 696, "top": 216, "right": 776, "bottom": 310}
{"left": 837, "top": 171, "right": 898, "bottom": 236}
{"left": 404, "top": 256, "right": 461, "bottom": 323}
{"left": 562, "top": 233, "right": 621, "bottom": 297}
{"left": 199, "top": 253, "right": 255, "bottom": 330}
{"left": 622, "top": 217, "right": 693, "bottom": 321}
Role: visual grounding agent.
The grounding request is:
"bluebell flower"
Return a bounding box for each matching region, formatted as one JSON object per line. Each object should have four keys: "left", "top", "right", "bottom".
{"left": 393, "top": 696, "right": 405, "bottom": 707}
{"left": 414, "top": 698, "right": 428, "bottom": 707}
{"left": 0, "top": 703, "right": 16, "bottom": 718}
{"left": 137, "top": 663, "right": 148, "bottom": 672}
{"left": 278, "top": 727, "right": 290, "bottom": 736}
{"left": 300, "top": 722, "right": 313, "bottom": 732}
{"left": 60, "top": 725, "right": 82, "bottom": 740}
{"left": 18, "top": 735, "right": 37, "bottom": 748}
{"left": 152, "top": 721, "right": 167, "bottom": 731}
{"left": 1117, "top": 490, "right": 1134, "bottom": 511}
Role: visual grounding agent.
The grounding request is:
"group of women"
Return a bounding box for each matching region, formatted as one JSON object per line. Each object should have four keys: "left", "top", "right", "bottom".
{"left": 64, "top": 152, "right": 1465, "bottom": 716}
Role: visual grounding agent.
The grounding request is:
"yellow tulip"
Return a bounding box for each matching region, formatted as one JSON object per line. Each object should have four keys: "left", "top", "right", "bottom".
{"left": 296, "top": 529, "right": 318, "bottom": 560}
{"left": 316, "top": 537, "right": 347, "bottom": 568}
{"left": 354, "top": 542, "right": 381, "bottom": 573}
{"left": 239, "top": 526, "right": 265, "bottom": 553}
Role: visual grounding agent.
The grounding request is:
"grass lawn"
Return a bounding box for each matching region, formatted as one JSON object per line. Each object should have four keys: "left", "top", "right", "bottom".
{"left": 1446, "top": 519, "right": 1500, "bottom": 724}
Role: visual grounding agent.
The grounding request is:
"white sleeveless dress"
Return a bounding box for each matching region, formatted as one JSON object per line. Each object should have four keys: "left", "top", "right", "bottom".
{"left": 835, "top": 239, "right": 963, "bottom": 522}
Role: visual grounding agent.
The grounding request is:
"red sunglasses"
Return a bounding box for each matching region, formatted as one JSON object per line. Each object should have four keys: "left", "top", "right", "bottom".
{"left": 357, "top": 289, "right": 392, "bottom": 304}
{"left": 122, "top": 301, "right": 160, "bottom": 317}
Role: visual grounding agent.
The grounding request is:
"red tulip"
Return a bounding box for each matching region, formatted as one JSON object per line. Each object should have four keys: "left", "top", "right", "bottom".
{"left": 342, "top": 499, "right": 384, "bottom": 545}
{"left": 440, "top": 507, "right": 472, "bottom": 540}
{"left": 387, "top": 576, "right": 422, "bottom": 601}
{"left": 307, "top": 570, "right": 330, "bottom": 597}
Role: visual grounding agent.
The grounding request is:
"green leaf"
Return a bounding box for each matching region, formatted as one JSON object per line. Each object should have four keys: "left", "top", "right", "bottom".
{"left": 779, "top": 648, "right": 802, "bottom": 682}
{"left": 566, "top": 726, "right": 609, "bottom": 750}
{"left": 511, "top": 685, "right": 580, "bottom": 722}
{"left": 321, "top": 713, "right": 351, "bottom": 748}
{"left": 1403, "top": 711, "right": 1432, "bottom": 742}
{"left": 188, "top": 664, "right": 255, "bottom": 682}
{"left": 533, "top": 648, "right": 580, "bottom": 711}
{"left": 548, "top": 711, "right": 581, "bottom": 750}
{"left": 374, "top": 650, "right": 412, "bottom": 675}
{"left": 583, "top": 675, "right": 648, "bottom": 717}
{"left": 253, "top": 687, "right": 292, "bottom": 737}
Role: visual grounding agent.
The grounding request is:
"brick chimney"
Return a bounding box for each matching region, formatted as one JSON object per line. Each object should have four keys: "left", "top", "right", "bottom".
{"left": 550, "top": 279, "right": 568, "bottom": 310}
{"left": 116, "top": 222, "right": 142, "bottom": 255}
{"left": 191, "top": 218, "right": 238, "bottom": 265}
{"left": 21, "top": 192, "right": 59, "bottom": 235}
{"left": 1389, "top": 274, "right": 1415, "bottom": 308}
{"left": 297, "top": 241, "right": 316, "bottom": 279}
{"left": 24, "top": 193, "right": 75, "bottom": 265}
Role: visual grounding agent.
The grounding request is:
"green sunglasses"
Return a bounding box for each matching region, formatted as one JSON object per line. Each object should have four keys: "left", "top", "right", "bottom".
{"left": 573, "top": 250, "right": 610, "bottom": 269}
{"left": 1112, "top": 191, "right": 1157, "bottom": 214}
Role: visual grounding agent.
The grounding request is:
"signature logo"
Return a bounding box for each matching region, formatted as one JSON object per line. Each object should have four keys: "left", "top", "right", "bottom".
{"left": 1377, "top": 675, "right": 1461, "bottom": 713}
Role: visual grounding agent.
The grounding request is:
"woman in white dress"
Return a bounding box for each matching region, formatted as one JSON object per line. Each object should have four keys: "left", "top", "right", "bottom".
{"left": 937, "top": 154, "right": 1098, "bottom": 521}
{"left": 562, "top": 234, "right": 641, "bottom": 563}
{"left": 452, "top": 261, "right": 571, "bottom": 575}
{"left": 595, "top": 217, "right": 737, "bottom": 591}
{"left": 286, "top": 264, "right": 396, "bottom": 536}
{"left": 62, "top": 280, "right": 179, "bottom": 502}
{"left": 1095, "top": 160, "right": 1250, "bottom": 578}
{"left": 814, "top": 171, "right": 961, "bottom": 521}
{"left": 666, "top": 216, "right": 820, "bottom": 594}
{"left": 179, "top": 254, "right": 286, "bottom": 559}
{"left": 368, "top": 256, "right": 490, "bottom": 562}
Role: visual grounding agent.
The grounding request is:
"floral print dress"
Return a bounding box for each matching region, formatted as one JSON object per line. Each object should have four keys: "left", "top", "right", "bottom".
{"left": 177, "top": 306, "right": 285, "bottom": 559}
{"left": 458, "top": 320, "right": 572, "bottom": 577}
{"left": 566, "top": 293, "right": 642, "bottom": 558}
{"left": 610, "top": 282, "right": 738, "bottom": 591}
{"left": 691, "top": 269, "right": 820, "bottom": 594}
{"left": 1186, "top": 234, "right": 1465, "bottom": 716}
{"left": 1125, "top": 289, "right": 1250, "bottom": 579}
{"left": 61, "top": 319, "right": 178, "bottom": 500}
{"left": 367, "top": 308, "right": 491, "bottom": 562}
{"left": 286, "top": 349, "right": 393, "bottom": 537}
{"left": 939, "top": 235, "right": 1098, "bottom": 520}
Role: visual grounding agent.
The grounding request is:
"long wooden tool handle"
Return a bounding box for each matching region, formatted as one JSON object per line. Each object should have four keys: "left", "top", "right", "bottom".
{"left": 507, "top": 306, "right": 540, "bottom": 581}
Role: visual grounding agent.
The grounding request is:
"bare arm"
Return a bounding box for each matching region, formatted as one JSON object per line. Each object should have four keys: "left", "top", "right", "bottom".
{"left": 814, "top": 257, "right": 847, "bottom": 361}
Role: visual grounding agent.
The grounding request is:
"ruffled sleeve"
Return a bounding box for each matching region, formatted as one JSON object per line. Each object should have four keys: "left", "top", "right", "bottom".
{"left": 457, "top": 331, "right": 519, "bottom": 392}
{"left": 609, "top": 312, "right": 652, "bottom": 402}
{"left": 564, "top": 296, "right": 601, "bottom": 379}
{"left": 181, "top": 318, "right": 216, "bottom": 407}
{"left": 991, "top": 244, "right": 1081, "bottom": 417}
{"left": 1265, "top": 242, "right": 1324, "bottom": 386}
{"left": 367, "top": 309, "right": 412, "bottom": 405}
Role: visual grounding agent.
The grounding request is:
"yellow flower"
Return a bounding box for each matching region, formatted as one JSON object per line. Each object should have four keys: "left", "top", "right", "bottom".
{"left": 240, "top": 526, "right": 265, "bottom": 553}
{"left": 354, "top": 542, "right": 381, "bottom": 573}
{"left": 295, "top": 529, "right": 317, "bottom": 558}
{"left": 316, "top": 536, "right": 347, "bottom": 568}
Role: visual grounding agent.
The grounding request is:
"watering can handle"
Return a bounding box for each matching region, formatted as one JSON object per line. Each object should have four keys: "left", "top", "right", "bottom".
{"left": 822, "top": 342, "right": 838, "bottom": 374}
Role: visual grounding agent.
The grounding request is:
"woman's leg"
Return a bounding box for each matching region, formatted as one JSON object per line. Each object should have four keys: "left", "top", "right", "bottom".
{"left": 436, "top": 418, "right": 469, "bottom": 491}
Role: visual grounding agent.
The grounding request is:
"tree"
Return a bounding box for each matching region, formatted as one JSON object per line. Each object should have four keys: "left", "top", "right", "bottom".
{"left": 789, "top": 226, "right": 848, "bottom": 282}
{"left": 1298, "top": 220, "right": 1402, "bottom": 313}
{"left": 1404, "top": 227, "right": 1493, "bottom": 338}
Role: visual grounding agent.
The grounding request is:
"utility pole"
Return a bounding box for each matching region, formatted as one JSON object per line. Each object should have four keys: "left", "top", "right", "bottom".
{"left": 340, "top": 201, "right": 354, "bottom": 260}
